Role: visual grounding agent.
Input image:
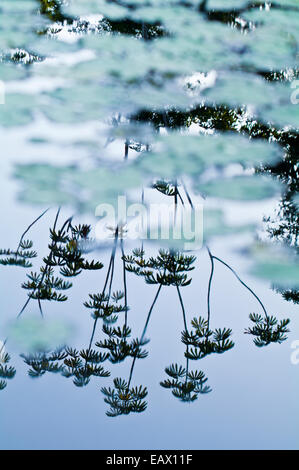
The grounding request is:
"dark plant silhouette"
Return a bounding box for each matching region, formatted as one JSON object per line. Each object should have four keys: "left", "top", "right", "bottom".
{"left": 21, "top": 348, "right": 67, "bottom": 378}
{"left": 160, "top": 364, "right": 211, "bottom": 402}
{"left": 182, "top": 317, "right": 234, "bottom": 360}
{"left": 20, "top": 210, "right": 103, "bottom": 316}
{"left": 5, "top": 232, "right": 293, "bottom": 412}
{"left": 83, "top": 230, "right": 142, "bottom": 365}
{"left": 245, "top": 314, "right": 290, "bottom": 347}
{"left": 206, "top": 247, "right": 291, "bottom": 348}
{"left": 100, "top": 246, "right": 171, "bottom": 416}
{"left": 264, "top": 151, "right": 299, "bottom": 305}
{"left": 96, "top": 321, "right": 148, "bottom": 364}
{"left": 0, "top": 240, "right": 37, "bottom": 268}
{"left": 21, "top": 346, "right": 110, "bottom": 387}
{"left": 0, "top": 0, "right": 297, "bottom": 429}
{"left": 123, "top": 247, "right": 208, "bottom": 406}
{"left": 101, "top": 378, "right": 148, "bottom": 417}
{"left": 123, "top": 248, "right": 195, "bottom": 287}
{"left": 274, "top": 287, "right": 299, "bottom": 305}
{"left": 152, "top": 179, "right": 185, "bottom": 219}
{"left": 0, "top": 208, "right": 48, "bottom": 268}
{"left": 0, "top": 346, "right": 16, "bottom": 391}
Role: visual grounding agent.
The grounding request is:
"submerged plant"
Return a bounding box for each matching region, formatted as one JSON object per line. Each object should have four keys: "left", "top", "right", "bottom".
{"left": 182, "top": 318, "right": 234, "bottom": 360}
{"left": 0, "top": 346, "right": 16, "bottom": 391}
{"left": 101, "top": 378, "right": 148, "bottom": 417}
{"left": 96, "top": 322, "right": 148, "bottom": 364}
{"left": 245, "top": 313, "right": 290, "bottom": 347}
{"left": 0, "top": 240, "right": 37, "bottom": 268}
{"left": 123, "top": 248, "right": 195, "bottom": 287}
{"left": 61, "top": 346, "right": 110, "bottom": 387}
{"left": 84, "top": 290, "right": 127, "bottom": 324}
{"left": 21, "top": 346, "right": 110, "bottom": 387}
{"left": 78, "top": 228, "right": 133, "bottom": 385}
{"left": 0, "top": 209, "right": 48, "bottom": 268}
{"left": 206, "top": 248, "right": 290, "bottom": 348}
{"left": 0, "top": 0, "right": 298, "bottom": 429}
{"left": 153, "top": 180, "right": 177, "bottom": 197}
{"left": 160, "top": 364, "right": 211, "bottom": 402}
{"left": 20, "top": 210, "right": 103, "bottom": 316}
{"left": 101, "top": 245, "right": 163, "bottom": 416}
{"left": 21, "top": 349, "right": 67, "bottom": 378}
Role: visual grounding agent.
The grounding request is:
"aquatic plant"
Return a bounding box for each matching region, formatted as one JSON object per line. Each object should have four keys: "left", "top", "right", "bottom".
{"left": 0, "top": 209, "right": 48, "bottom": 268}
{"left": 245, "top": 314, "right": 290, "bottom": 347}
{"left": 0, "top": 0, "right": 298, "bottom": 421}
{"left": 20, "top": 210, "right": 103, "bottom": 316}
{"left": 160, "top": 365, "right": 211, "bottom": 403}
{"left": 21, "top": 346, "right": 110, "bottom": 387}
{"left": 101, "top": 378, "right": 148, "bottom": 417}
{"left": 0, "top": 345, "right": 16, "bottom": 391}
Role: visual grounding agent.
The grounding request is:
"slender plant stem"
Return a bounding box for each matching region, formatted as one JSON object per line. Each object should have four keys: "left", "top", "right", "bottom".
{"left": 142, "top": 22, "right": 148, "bottom": 40}
{"left": 162, "top": 111, "right": 169, "bottom": 128}
{"left": 177, "top": 188, "right": 185, "bottom": 207}
{"left": 176, "top": 286, "right": 188, "bottom": 332}
{"left": 141, "top": 188, "right": 145, "bottom": 252}
{"left": 199, "top": 0, "right": 208, "bottom": 12}
{"left": 182, "top": 181, "right": 194, "bottom": 209}
{"left": 0, "top": 338, "right": 7, "bottom": 355}
{"left": 108, "top": 253, "right": 115, "bottom": 299}
{"left": 206, "top": 248, "right": 215, "bottom": 330}
{"left": 176, "top": 286, "right": 189, "bottom": 381}
{"left": 120, "top": 239, "right": 128, "bottom": 329}
{"left": 87, "top": 247, "right": 115, "bottom": 351}
{"left": 37, "top": 298, "right": 44, "bottom": 318}
{"left": 53, "top": 206, "right": 61, "bottom": 231}
{"left": 15, "top": 207, "right": 50, "bottom": 258}
{"left": 140, "top": 285, "right": 162, "bottom": 346}
{"left": 87, "top": 230, "right": 119, "bottom": 351}
{"left": 124, "top": 140, "right": 129, "bottom": 160}
{"left": 17, "top": 297, "right": 31, "bottom": 318}
{"left": 128, "top": 284, "right": 162, "bottom": 388}
{"left": 174, "top": 181, "right": 178, "bottom": 225}
{"left": 208, "top": 248, "right": 269, "bottom": 319}
{"left": 18, "top": 210, "right": 71, "bottom": 318}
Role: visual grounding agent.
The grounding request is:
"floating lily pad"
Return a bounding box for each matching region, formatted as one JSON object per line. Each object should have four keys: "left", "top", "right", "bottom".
{"left": 9, "top": 316, "right": 74, "bottom": 353}
{"left": 250, "top": 243, "right": 299, "bottom": 289}
{"left": 198, "top": 175, "right": 282, "bottom": 201}
{"left": 137, "top": 132, "right": 281, "bottom": 180}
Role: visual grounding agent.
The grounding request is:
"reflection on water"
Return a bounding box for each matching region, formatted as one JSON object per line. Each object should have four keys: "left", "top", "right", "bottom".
{"left": 0, "top": 0, "right": 298, "bottom": 450}
{"left": 0, "top": 207, "right": 292, "bottom": 417}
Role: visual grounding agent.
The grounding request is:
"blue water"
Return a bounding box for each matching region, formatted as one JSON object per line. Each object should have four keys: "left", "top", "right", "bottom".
{"left": 0, "top": 198, "right": 298, "bottom": 450}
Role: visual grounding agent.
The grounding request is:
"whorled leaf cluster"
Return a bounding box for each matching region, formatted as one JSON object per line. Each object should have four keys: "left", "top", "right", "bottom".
{"left": 21, "top": 346, "right": 110, "bottom": 387}
{"left": 182, "top": 316, "right": 234, "bottom": 360}
{"left": 101, "top": 378, "right": 148, "bottom": 417}
{"left": 84, "top": 290, "right": 126, "bottom": 323}
{"left": 96, "top": 325, "right": 149, "bottom": 364}
{"left": 22, "top": 221, "right": 103, "bottom": 304}
{"left": 245, "top": 313, "right": 290, "bottom": 347}
{"left": 160, "top": 363, "right": 211, "bottom": 402}
{"left": 123, "top": 248, "right": 195, "bottom": 286}
{"left": 0, "top": 349, "right": 16, "bottom": 391}
{"left": 0, "top": 239, "right": 37, "bottom": 268}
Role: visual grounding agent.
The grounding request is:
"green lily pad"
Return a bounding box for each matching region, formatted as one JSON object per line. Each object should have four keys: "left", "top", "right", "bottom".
{"left": 250, "top": 243, "right": 299, "bottom": 289}
{"left": 198, "top": 175, "right": 282, "bottom": 201}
